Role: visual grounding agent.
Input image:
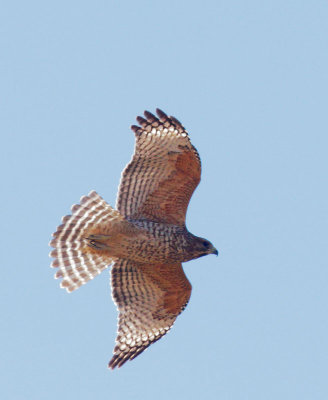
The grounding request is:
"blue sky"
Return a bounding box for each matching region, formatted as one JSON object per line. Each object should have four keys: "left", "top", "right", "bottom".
{"left": 1, "top": 1, "right": 327, "bottom": 399}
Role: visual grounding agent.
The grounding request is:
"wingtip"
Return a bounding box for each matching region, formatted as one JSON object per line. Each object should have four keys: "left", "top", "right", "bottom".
{"left": 156, "top": 108, "right": 167, "bottom": 120}
{"left": 169, "top": 115, "right": 182, "bottom": 126}
{"left": 144, "top": 110, "right": 158, "bottom": 122}
{"left": 108, "top": 356, "right": 122, "bottom": 370}
{"left": 132, "top": 108, "right": 185, "bottom": 134}
{"left": 136, "top": 116, "right": 148, "bottom": 126}
{"left": 131, "top": 124, "right": 140, "bottom": 133}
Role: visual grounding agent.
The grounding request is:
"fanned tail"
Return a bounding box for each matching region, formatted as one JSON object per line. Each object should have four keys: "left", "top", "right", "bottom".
{"left": 49, "top": 191, "right": 122, "bottom": 292}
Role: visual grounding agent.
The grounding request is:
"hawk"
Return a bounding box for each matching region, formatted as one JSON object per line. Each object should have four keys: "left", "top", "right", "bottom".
{"left": 50, "top": 109, "right": 218, "bottom": 369}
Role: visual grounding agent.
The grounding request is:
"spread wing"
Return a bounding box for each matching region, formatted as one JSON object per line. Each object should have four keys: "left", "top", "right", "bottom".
{"left": 108, "top": 259, "right": 192, "bottom": 369}
{"left": 116, "top": 109, "right": 201, "bottom": 226}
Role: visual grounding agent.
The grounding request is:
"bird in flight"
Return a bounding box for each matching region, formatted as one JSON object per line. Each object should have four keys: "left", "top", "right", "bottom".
{"left": 50, "top": 109, "right": 218, "bottom": 369}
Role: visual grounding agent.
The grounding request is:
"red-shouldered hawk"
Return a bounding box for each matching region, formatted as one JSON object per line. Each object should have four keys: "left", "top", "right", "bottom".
{"left": 50, "top": 109, "right": 218, "bottom": 369}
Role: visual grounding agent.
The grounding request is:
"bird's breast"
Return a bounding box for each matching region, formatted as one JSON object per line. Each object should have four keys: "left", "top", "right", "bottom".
{"left": 120, "top": 219, "right": 191, "bottom": 264}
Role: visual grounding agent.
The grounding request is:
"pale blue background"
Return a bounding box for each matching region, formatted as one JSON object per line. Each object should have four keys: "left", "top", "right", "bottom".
{"left": 1, "top": 1, "right": 327, "bottom": 399}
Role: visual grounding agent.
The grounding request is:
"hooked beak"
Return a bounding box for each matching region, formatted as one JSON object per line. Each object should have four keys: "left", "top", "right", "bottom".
{"left": 212, "top": 247, "right": 219, "bottom": 256}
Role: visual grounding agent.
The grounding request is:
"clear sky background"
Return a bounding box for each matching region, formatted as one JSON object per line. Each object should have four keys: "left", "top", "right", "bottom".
{"left": 1, "top": 1, "right": 327, "bottom": 399}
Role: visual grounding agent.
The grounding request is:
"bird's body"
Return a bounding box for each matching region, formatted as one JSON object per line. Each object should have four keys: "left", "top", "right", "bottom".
{"left": 50, "top": 109, "right": 217, "bottom": 368}
{"left": 87, "top": 220, "right": 210, "bottom": 264}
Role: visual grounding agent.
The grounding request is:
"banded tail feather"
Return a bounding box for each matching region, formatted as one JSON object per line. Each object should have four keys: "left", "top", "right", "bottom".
{"left": 49, "top": 191, "right": 121, "bottom": 292}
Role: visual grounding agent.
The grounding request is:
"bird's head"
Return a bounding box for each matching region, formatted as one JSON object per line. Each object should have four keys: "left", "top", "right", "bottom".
{"left": 192, "top": 236, "right": 218, "bottom": 258}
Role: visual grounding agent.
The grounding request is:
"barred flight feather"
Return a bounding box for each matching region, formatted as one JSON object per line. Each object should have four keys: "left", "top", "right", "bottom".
{"left": 116, "top": 109, "right": 201, "bottom": 226}
{"left": 108, "top": 259, "right": 191, "bottom": 369}
{"left": 50, "top": 191, "right": 121, "bottom": 292}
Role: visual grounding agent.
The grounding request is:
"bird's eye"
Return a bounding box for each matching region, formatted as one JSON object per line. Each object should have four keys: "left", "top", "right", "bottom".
{"left": 202, "top": 241, "right": 209, "bottom": 247}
